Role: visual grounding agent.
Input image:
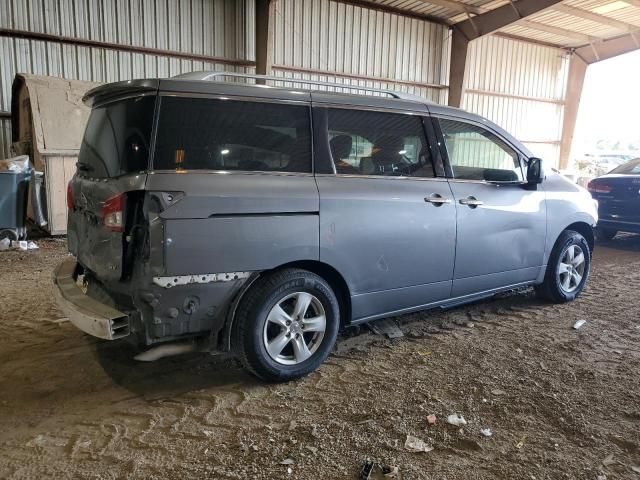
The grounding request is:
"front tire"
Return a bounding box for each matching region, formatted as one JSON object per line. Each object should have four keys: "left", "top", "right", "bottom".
{"left": 536, "top": 230, "right": 590, "bottom": 303}
{"left": 233, "top": 268, "right": 340, "bottom": 382}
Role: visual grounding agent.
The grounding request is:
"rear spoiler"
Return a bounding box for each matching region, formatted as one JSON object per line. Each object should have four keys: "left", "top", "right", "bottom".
{"left": 83, "top": 79, "right": 160, "bottom": 107}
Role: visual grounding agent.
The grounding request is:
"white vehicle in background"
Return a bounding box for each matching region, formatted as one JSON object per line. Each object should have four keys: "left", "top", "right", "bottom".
{"left": 570, "top": 152, "right": 637, "bottom": 185}
{"left": 595, "top": 154, "right": 634, "bottom": 173}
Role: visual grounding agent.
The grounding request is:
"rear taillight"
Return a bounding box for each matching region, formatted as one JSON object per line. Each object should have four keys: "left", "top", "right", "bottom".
{"left": 101, "top": 193, "right": 125, "bottom": 232}
{"left": 587, "top": 180, "right": 612, "bottom": 194}
{"left": 67, "top": 182, "right": 74, "bottom": 210}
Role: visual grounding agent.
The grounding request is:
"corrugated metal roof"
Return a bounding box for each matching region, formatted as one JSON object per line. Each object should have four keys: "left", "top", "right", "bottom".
{"left": 367, "top": 0, "right": 507, "bottom": 20}
{"left": 360, "top": 0, "right": 640, "bottom": 48}
{"left": 500, "top": 23, "right": 585, "bottom": 46}
{"left": 531, "top": 9, "right": 625, "bottom": 38}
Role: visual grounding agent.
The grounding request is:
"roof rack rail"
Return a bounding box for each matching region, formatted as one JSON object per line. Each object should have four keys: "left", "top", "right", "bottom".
{"left": 172, "top": 71, "right": 429, "bottom": 103}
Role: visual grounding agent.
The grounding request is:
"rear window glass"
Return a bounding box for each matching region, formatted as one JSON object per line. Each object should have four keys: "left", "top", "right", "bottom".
{"left": 78, "top": 96, "right": 155, "bottom": 178}
{"left": 610, "top": 158, "right": 640, "bottom": 174}
{"left": 154, "top": 97, "right": 312, "bottom": 173}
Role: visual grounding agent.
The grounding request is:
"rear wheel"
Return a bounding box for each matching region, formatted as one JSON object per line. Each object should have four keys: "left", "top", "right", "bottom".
{"left": 0, "top": 229, "right": 18, "bottom": 242}
{"left": 536, "top": 230, "right": 590, "bottom": 303}
{"left": 233, "top": 268, "right": 340, "bottom": 382}
{"left": 595, "top": 227, "right": 617, "bottom": 241}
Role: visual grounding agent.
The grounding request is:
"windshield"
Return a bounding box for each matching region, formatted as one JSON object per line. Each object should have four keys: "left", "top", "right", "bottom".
{"left": 78, "top": 96, "right": 156, "bottom": 178}
{"left": 609, "top": 158, "right": 640, "bottom": 175}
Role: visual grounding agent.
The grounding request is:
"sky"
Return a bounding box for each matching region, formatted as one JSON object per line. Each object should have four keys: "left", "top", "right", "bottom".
{"left": 572, "top": 49, "right": 640, "bottom": 155}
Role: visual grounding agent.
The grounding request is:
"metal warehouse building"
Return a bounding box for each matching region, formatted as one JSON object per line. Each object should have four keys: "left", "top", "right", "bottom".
{"left": 3, "top": 2, "right": 640, "bottom": 478}
{"left": 1, "top": 0, "right": 639, "bottom": 169}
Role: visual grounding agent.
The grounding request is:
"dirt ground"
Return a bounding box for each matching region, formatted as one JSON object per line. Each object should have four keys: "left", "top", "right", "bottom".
{"left": 0, "top": 237, "right": 639, "bottom": 480}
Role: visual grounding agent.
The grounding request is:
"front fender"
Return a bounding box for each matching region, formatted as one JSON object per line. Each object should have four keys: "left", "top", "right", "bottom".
{"left": 543, "top": 173, "right": 597, "bottom": 264}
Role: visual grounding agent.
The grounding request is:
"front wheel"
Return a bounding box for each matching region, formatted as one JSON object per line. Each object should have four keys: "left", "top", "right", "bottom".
{"left": 233, "top": 268, "right": 340, "bottom": 382}
{"left": 536, "top": 230, "right": 590, "bottom": 303}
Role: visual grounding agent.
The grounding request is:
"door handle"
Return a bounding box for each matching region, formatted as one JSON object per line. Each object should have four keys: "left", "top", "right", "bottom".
{"left": 459, "top": 196, "right": 484, "bottom": 208}
{"left": 424, "top": 194, "right": 451, "bottom": 206}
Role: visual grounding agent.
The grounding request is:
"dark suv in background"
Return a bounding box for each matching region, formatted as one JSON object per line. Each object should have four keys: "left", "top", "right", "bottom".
{"left": 54, "top": 72, "right": 597, "bottom": 381}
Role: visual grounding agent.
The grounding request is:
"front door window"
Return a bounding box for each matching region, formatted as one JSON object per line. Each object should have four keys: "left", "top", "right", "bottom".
{"left": 438, "top": 118, "right": 523, "bottom": 183}
{"left": 327, "top": 108, "right": 435, "bottom": 178}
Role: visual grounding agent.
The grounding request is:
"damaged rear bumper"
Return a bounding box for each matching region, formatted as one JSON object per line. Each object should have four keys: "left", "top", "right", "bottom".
{"left": 52, "top": 258, "right": 130, "bottom": 340}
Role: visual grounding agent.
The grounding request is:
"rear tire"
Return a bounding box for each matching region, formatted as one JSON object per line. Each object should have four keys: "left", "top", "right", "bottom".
{"left": 595, "top": 227, "right": 617, "bottom": 241}
{"left": 0, "top": 229, "right": 18, "bottom": 242}
{"left": 536, "top": 230, "right": 590, "bottom": 303}
{"left": 233, "top": 268, "right": 340, "bottom": 382}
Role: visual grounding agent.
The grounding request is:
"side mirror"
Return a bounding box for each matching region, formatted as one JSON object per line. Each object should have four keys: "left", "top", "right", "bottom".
{"left": 527, "top": 157, "right": 544, "bottom": 185}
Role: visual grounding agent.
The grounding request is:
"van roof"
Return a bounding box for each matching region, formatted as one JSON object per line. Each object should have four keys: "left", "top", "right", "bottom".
{"left": 82, "top": 72, "right": 530, "bottom": 157}
{"left": 83, "top": 71, "right": 436, "bottom": 110}
{"left": 175, "top": 71, "right": 434, "bottom": 103}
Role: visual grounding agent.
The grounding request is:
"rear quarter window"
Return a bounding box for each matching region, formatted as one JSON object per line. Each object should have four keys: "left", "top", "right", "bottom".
{"left": 78, "top": 96, "right": 155, "bottom": 178}
{"left": 154, "top": 97, "right": 312, "bottom": 173}
{"left": 610, "top": 159, "right": 640, "bottom": 174}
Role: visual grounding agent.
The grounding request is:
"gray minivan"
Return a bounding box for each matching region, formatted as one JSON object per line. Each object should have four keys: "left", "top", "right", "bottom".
{"left": 54, "top": 72, "right": 597, "bottom": 381}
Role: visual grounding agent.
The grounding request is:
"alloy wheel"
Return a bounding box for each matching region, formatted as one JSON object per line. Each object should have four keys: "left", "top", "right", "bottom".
{"left": 557, "top": 244, "right": 586, "bottom": 293}
{"left": 262, "top": 292, "right": 327, "bottom": 365}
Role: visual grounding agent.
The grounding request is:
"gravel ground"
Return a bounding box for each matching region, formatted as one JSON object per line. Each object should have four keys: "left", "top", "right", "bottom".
{"left": 0, "top": 236, "right": 639, "bottom": 479}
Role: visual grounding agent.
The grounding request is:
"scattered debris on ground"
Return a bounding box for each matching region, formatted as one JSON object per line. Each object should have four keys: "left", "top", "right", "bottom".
{"left": 0, "top": 239, "right": 38, "bottom": 251}
{"left": 368, "top": 318, "right": 404, "bottom": 339}
{"left": 573, "top": 319, "right": 587, "bottom": 329}
{"left": 446, "top": 414, "right": 467, "bottom": 427}
{"left": 404, "top": 435, "right": 433, "bottom": 453}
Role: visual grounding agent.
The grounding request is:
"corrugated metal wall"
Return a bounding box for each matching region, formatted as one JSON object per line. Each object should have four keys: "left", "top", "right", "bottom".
{"left": 0, "top": 0, "right": 255, "bottom": 158}
{"left": 462, "top": 35, "right": 570, "bottom": 167}
{"left": 271, "top": 0, "right": 450, "bottom": 103}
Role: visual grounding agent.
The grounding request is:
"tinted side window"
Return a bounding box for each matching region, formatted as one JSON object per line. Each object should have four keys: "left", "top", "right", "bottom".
{"left": 327, "top": 108, "right": 434, "bottom": 177}
{"left": 438, "top": 118, "right": 523, "bottom": 182}
{"left": 154, "top": 97, "right": 311, "bottom": 173}
{"left": 79, "top": 96, "right": 155, "bottom": 178}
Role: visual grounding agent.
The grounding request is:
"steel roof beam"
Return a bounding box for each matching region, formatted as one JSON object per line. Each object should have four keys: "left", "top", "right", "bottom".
{"left": 552, "top": 4, "right": 638, "bottom": 33}
{"left": 574, "top": 31, "right": 640, "bottom": 63}
{"left": 412, "top": 0, "right": 485, "bottom": 16}
{"left": 332, "top": 0, "right": 450, "bottom": 25}
{"left": 453, "top": 0, "right": 563, "bottom": 40}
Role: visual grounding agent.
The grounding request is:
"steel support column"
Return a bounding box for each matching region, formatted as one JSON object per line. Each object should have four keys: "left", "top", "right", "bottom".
{"left": 255, "top": 0, "right": 275, "bottom": 79}
{"left": 448, "top": 29, "right": 469, "bottom": 107}
{"left": 447, "top": 0, "right": 563, "bottom": 108}
{"left": 559, "top": 54, "right": 588, "bottom": 170}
